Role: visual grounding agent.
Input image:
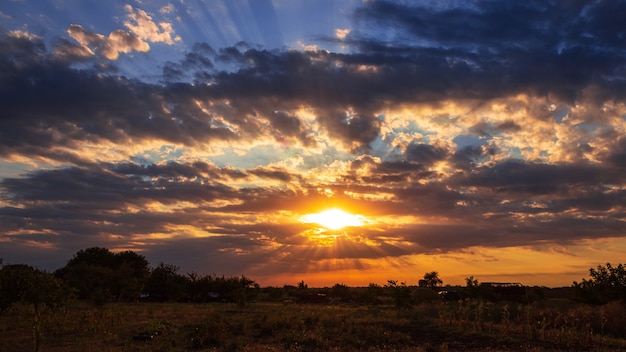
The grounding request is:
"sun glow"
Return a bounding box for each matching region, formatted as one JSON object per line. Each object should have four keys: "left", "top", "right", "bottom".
{"left": 299, "top": 208, "right": 366, "bottom": 230}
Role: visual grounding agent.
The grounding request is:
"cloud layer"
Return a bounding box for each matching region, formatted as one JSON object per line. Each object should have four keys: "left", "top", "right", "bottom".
{"left": 1, "top": 0, "right": 625, "bottom": 286}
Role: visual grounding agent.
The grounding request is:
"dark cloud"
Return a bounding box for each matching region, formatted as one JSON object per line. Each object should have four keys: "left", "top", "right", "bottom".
{"left": 248, "top": 166, "right": 298, "bottom": 182}
{"left": 455, "top": 159, "right": 625, "bottom": 195}
{"left": 3, "top": 0, "right": 625, "bottom": 158}
{"left": 471, "top": 120, "right": 522, "bottom": 136}
{"left": 351, "top": 0, "right": 626, "bottom": 103}
{"left": 451, "top": 145, "right": 485, "bottom": 170}
{"left": 162, "top": 43, "right": 215, "bottom": 82}
{"left": 391, "top": 214, "right": 626, "bottom": 254}
{"left": 2, "top": 1, "right": 626, "bottom": 158}
{"left": 404, "top": 143, "right": 448, "bottom": 165}
{"left": 604, "top": 137, "right": 626, "bottom": 167}
{"left": 267, "top": 111, "right": 316, "bottom": 147}
{"left": 0, "top": 45, "right": 241, "bottom": 160}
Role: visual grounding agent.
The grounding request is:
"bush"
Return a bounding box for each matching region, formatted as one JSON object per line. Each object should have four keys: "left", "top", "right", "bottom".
{"left": 573, "top": 263, "right": 626, "bottom": 304}
{"left": 1, "top": 264, "right": 73, "bottom": 315}
{"left": 55, "top": 247, "right": 149, "bottom": 303}
{"left": 0, "top": 264, "right": 74, "bottom": 351}
{"left": 385, "top": 280, "right": 413, "bottom": 309}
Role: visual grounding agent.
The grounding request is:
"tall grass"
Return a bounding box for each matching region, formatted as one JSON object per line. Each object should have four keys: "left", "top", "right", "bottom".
{"left": 1, "top": 300, "right": 626, "bottom": 351}
{"left": 433, "top": 298, "right": 626, "bottom": 349}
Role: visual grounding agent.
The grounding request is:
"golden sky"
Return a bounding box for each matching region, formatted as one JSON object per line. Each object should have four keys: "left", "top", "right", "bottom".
{"left": 1, "top": 0, "right": 625, "bottom": 287}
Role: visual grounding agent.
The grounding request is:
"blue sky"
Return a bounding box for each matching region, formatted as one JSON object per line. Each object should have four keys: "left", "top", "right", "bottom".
{"left": 1, "top": 0, "right": 626, "bottom": 287}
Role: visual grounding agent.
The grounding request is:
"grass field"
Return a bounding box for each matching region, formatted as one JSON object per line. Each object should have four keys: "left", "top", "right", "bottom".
{"left": 2, "top": 299, "right": 626, "bottom": 352}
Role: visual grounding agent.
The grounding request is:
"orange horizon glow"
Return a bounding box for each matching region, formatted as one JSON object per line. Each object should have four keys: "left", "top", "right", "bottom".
{"left": 248, "top": 238, "right": 626, "bottom": 289}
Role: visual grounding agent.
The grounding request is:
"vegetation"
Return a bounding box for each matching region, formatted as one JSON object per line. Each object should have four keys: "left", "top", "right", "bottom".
{"left": 422, "top": 271, "right": 443, "bottom": 288}
{"left": 2, "top": 299, "right": 626, "bottom": 351}
{"left": 2, "top": 248, "right": 626, "bottom": 351}
{"left": 54, "top": 247, "right": 150, "bottom": 304}
{"left": 0, "top": 264, "right": 73, "bottom": 351}
{"left": 573, "top": 263, "right": 626, "bottom": 305}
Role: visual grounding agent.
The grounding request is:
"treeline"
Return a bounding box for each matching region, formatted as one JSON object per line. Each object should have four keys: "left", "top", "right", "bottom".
{"left": 1, "top": 247, "right": 626, "bottom": 312}
{"left": 0, "top": 247, "right": 258, "bottom": 311}
{"left": 54, "top": 247, "right": 258, "bottom": 304}
{"left": 573, "top": 263, "right": 626, "bottom": 305}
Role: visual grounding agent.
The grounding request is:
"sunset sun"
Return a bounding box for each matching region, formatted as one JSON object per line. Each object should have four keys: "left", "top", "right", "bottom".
{"left": 299, "top": 208, "right": 366, "bottom": 230}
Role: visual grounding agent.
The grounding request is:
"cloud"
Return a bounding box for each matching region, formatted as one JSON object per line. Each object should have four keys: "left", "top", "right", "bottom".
{"left": 1, "top": 1, "right": 626, "bottom": 284}
{"left": 335, "top": 28, "right": 350, "bottom": 40}
{"left": 123, "top": 4, "right": 180, "bottom": 45}
{"left": 0, "top": 30, "right": 46, "bottom": 67}
{"left": 350, "top": 0, "right": 626, "bottom": 104}
{"left": 160, "top": 3, "right": 176, "bottom": 15}
{"left": 66, "top": 5, "right": 179, "bottom": 60}
{"left": 67, "top": 24, "right": 149, "bottom": 60}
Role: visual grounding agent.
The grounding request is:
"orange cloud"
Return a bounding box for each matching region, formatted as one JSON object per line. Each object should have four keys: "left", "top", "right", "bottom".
{"left": 67, "top": 5, "right": 179, "bottom": 60}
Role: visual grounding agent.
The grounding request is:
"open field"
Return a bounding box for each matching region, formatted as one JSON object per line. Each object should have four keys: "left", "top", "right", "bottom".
{"left": 2, "top": 299, "right": 626, "bottom": 352}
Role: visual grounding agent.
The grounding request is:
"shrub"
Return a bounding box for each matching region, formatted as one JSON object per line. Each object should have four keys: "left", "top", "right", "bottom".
{"left": 573, "top": 263, "right": 626, "bottom": 304}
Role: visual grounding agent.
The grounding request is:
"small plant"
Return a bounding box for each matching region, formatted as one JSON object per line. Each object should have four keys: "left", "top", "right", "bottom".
{"left": 501, "top": 304, "right": 510, "bottom": 333}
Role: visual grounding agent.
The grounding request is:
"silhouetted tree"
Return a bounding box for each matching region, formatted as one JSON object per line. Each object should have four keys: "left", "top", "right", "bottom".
{"left": 385, "top": 280, "right": 413, "bottom": 309}
{"left": 362, "top": 283, "right": 383, "bottom": 305}
{"left": 573, "top": 263, "right": 626, "bottom": 304}
{"left": 55, "top": 247, "right": 113, "bottom": 301}
{"left": 465, "top": 275, "right": 479, "bottom": 288}
{"left": 1, "top": 264, "right": 72, "bottom": 313}
{"left": 145, "top": 263, "right": 187, "bottom": 302}
{"left": 330, "top": 283, "right": 351, "bottom": 302}
{"left": 186, "top": 271, "right": 208, "bottom": 302}
{"left": 422, "top": 271, "right": 443, "bottom": 289}
{"left": 230, "top": 275, "right": 257, "bottom": 306}
{"left": 55, "top": 247, "right": 149, "bottom": 303}
{"left": 112, "top": 251, "right": 150, "bottom": 300}
{"left": 464, "top": 275, "right": 481, "bottom": 299}
{"left": 0, "top": 264, "right": 31, "bottom": 316}
{"left": 184, "top": 272, "right": 258, "bottom": 303}
{"left": 0, "top": 264, "right": 72, "bottom": 351}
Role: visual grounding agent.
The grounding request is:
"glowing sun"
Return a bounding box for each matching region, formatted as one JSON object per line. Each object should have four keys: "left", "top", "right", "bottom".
{"left": 299, "top": 208, "right": 365, "bottom": 230}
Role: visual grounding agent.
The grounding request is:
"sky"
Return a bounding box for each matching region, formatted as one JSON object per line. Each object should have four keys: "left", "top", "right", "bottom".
{"left": 1, "top": 0, "right": 626, "bottom": 288}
